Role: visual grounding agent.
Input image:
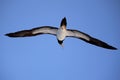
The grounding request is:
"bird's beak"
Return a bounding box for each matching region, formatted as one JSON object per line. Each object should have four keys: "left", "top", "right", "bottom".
{"left": 60, "top": 43, "right": 64, "bottom": 47}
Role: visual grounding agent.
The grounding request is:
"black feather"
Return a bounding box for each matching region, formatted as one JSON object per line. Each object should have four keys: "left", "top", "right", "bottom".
{"left": 60, "top": 17, "right": 67, "bottom": 26}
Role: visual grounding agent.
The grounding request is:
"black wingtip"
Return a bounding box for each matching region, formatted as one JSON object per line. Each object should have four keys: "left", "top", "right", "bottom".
{"left": 5, "top": 32, "right": 22, "bottom": 37}
{"left": 5, "top": 33, "right": 11, "bottom": 37}
{"left": 60, "top": 17, "right": 67, "bottom": 26}
{"left": 108, "top": 46, "right": 117, "bottom": 50}
{"left": 5, "top": 33, "right": 16, "bottom": 37}
{"left": 88, "top": 37, "right": 118, "bottom": 50}
{"left": 104, "top": 45, "right": 117, "bottom": 50}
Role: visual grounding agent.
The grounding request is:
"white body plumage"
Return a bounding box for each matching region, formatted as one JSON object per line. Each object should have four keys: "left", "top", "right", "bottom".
{"left": 56, "top": 26, "right": 66, "bottom": 41}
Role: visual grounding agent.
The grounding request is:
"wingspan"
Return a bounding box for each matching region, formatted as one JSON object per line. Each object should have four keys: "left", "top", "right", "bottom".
{"left": 5, "top": 26, "right": 58, "bottom": 37}
{"left": 66, "top": 29, "right": 117, "bottom": 50}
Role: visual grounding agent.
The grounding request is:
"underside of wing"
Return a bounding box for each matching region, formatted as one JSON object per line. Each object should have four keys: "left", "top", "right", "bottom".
{"left": 66, "top": 29, "right": 117, "bottom": 50}
{"left": 5, "top": 26, "right": 58, "bottom": 37}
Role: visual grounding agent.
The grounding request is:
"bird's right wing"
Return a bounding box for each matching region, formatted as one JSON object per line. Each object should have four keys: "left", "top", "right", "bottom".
{"left": 66, "top": 29, "right": 117, "bottom": 50}
{"left": 5, "top": 26, "right": 58, "bottom": 37}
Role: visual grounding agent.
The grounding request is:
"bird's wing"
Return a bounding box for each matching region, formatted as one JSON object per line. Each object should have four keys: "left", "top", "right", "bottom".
{"left": 66, "top": 29, "right": 117, "bottom": 50}
{"left": 5, "top": 26, "right": 58, "bottom": 37}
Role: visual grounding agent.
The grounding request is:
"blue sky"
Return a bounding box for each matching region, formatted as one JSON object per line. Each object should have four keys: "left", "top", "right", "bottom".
{"left": 1, "top": 0, "right": 120, "bottom": 80}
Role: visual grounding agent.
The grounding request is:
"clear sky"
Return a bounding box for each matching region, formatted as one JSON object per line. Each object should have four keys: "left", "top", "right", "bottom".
{"left": 1, "top": 0, "right": 120, "bottom": 80}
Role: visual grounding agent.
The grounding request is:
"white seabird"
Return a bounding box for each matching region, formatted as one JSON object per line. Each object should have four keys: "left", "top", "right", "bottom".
{"left": 5, "top": 17, "right": 117, "bottom": 50}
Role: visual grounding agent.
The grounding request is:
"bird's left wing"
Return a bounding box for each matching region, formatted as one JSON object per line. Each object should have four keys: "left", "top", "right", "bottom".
{"left": 5, "top": 26, "right": 58, "bottom": 37}
{"left": 66, "top": 29, "right": 117, "bottom": 50}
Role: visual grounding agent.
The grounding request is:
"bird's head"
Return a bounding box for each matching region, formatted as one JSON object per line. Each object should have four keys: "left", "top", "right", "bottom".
{"left": 57, "top": 40, "right": 64, "bottom": 47}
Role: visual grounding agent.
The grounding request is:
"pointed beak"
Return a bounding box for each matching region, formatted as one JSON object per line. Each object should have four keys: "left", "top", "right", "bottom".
{"left": 60, "top": 43, "right": 64, "bottom": 47}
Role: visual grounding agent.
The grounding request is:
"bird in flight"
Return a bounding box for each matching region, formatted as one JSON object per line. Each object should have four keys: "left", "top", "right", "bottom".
{"left": 5, "top": 17, "right": 117, "bottom": 50}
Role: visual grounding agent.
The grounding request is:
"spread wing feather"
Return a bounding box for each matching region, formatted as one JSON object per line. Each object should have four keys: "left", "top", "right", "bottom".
{"left": 66, "top": 29, "right": 117, "bottom": 50}
{"left": 5, "top": 26, "right": 58, "bottom": 37}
